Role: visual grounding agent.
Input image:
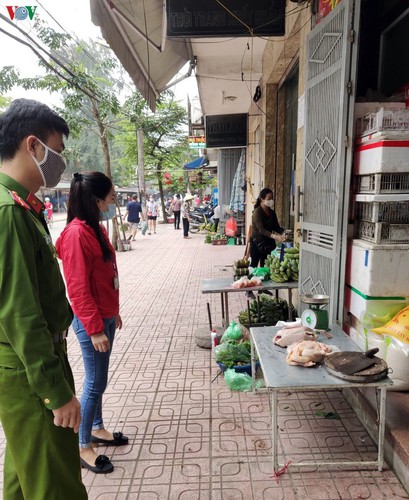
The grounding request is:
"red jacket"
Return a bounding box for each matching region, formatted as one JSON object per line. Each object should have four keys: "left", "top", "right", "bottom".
{"left": 56, "top": 218, "right": 119, "bottom": 335}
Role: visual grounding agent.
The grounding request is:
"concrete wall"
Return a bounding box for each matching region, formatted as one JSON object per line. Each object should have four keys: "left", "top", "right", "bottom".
{"left": 245, "top": 7, "right": 312, "bottom": 238}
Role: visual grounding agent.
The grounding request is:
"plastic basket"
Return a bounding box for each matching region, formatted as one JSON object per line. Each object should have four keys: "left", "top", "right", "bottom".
{"left": 354, "top": 220, "right": 409, "bottom": 244}
{"left": 212, "top": 239, "right": 228, "bottom": 245}
{"left": 217, "top": 361, "right": 260, "bottom": 375}
{"left": 354, "top": 173, "right": 409, "bottom": 194}
{"left": 355, "top": 201, "right": 409, "bottom": 224}
{"left": 356, "top": 108, "right": 409, "bottom": 137}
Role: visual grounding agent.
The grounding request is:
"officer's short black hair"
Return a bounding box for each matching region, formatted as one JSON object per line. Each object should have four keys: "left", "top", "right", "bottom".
{"left": 0, "top": 98, "right": 69, "bottom": 161}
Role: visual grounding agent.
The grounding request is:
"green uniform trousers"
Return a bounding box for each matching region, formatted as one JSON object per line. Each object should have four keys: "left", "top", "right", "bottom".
{"left": 0, "top": 341, "right": 88, "bottom": 500}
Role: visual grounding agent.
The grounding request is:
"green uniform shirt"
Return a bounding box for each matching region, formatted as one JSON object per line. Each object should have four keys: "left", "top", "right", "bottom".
{"left": 0, "top": 173, "right": 73, "bottom": 410}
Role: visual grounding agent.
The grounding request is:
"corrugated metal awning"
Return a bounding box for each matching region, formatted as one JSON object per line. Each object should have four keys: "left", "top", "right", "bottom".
{"left": 90, "top": 0, "right": 192, "bottom": 111}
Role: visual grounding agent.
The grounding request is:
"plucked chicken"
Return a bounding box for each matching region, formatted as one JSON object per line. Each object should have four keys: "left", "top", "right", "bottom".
{"left": 273, "top": 326, "right": 317, "bottom": 347}
{"left": 286, "top": 340, "right": 333, "bottom": 367}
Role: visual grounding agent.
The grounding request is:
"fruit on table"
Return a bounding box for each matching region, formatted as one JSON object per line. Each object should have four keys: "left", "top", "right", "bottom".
{"left": 238, "top": 294, "right": 296, "bottom": 325}
{"left": 234, "top": 258, "right": 250, "bottom": 269}
{"left": 266, "top": 245, "right": 299, "bottom": 283}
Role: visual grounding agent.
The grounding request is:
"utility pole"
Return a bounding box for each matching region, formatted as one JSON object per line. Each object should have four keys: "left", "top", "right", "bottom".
{"left": 137, "top": 128, "right": 146, "bottom": 206}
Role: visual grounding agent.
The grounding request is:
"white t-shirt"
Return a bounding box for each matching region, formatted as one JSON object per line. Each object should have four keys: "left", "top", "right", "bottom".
{"left": 213, "top": 205, "right": 221, "bottom": 219}
{"left": 146, "top": 201, "right": 158, "bottom": 216}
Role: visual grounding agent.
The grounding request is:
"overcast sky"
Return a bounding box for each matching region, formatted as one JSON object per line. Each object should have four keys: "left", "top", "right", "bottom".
{"left": 0, "top": 0, "right": 197, "bottom": 106}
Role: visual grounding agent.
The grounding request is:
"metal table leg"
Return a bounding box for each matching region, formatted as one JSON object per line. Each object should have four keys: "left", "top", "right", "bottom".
{"left": 288, "top": 289, "right": 293, "bottom": 321}
{"left": 251, "top": 336, "right": 256, "bottom": 394}
{"left": 220, "top": 294, "right": 225, "bottom": 327}
{"left": 271, "top": 390, "right": 278, "bottom": 470}
{"left": 224, "top": 292, "right": 229, "bottom": 325}
{"left": 377, "top": 386, "right": 387, "bottom": 471}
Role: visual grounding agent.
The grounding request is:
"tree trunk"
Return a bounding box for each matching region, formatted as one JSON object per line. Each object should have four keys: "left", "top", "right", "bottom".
{"left": 90, "top": 99, "right": 122, "bottom": 249}
{"left": 156, "top": 163, "right": 168, "bottom": 223}
{"left": 137, "top": 128, "right": 146, "bottom": 207}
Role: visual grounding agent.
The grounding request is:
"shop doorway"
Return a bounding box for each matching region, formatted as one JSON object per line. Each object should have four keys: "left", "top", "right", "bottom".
{"left": 300, "top": 0, "right": 360, "bottom": 323}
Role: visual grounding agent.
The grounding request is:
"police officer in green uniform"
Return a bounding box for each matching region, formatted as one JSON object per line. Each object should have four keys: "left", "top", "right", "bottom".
{"left": 0, "top": 99, "right": 88, "bottom": 499}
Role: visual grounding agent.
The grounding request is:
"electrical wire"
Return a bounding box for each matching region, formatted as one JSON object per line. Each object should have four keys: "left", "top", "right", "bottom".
{"left": 34, "top": 3, "right": 136, "bottom": 96}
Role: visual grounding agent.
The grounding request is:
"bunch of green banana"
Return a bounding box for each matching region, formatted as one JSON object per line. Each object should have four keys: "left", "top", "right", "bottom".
{"left": 283, "top": 246, "right": 299, "bottom": 281}
{"left": 269, "top": 255, "right": 290, "bottom": 283}
{"left": 238, "top": 294, "right": 296, "bottom": 325}
{"left": 268, "top": 245, "right": 300, "bottom": 283}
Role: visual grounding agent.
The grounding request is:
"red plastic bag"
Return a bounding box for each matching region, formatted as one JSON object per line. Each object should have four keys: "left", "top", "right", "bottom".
{"left": 225, "top": 217, "right": 238, "bottom": 236}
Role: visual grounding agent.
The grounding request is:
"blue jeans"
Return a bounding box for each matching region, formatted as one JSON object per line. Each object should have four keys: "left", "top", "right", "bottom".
{"left": 72, "top": 315, "right": 116, "bottom": 448}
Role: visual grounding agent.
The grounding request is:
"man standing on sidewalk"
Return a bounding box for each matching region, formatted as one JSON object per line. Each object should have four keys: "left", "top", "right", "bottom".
{"left": 0, "top": 99, "right": 87, "bottom": 499}
{"left": 125, "top": 193, "right": 144, "bottom": 241}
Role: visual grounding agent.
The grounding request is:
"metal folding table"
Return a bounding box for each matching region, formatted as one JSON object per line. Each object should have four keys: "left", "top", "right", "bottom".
{"left": 201, "top": 277, "right": 298, "bottom": 326}
{"left": 250, "top": 324, "right": 392, "bottom": 472}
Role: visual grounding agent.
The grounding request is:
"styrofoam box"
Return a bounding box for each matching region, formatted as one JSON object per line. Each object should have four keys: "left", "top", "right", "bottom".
{"left": 354, "top": 139, "right": 409, "bottom": 175}
{"left": 346, "top": 239, "right": 409, "bottom": 296}
{"left": 355, "top": 130, "right": 409, "bottom": 146}
{"left": 344, "top": 285, "right": 408, "bottom": 321}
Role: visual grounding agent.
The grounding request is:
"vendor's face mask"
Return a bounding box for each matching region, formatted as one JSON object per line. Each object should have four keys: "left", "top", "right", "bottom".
{"left": 264, "top": 199, "right": 274, "bottom": 208}
{"left": 99, "top": 201, "right": 116, "bottom": 221}
{"left": 32, "top": 138, "right": 66, "bottom": 188}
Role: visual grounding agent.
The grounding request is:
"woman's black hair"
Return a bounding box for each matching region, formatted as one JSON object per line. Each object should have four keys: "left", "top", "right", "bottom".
{"left": 67, "top": 171, "right": 113, "bottom": 261}
{"left": 254, "top": 188, "right": 273, "bottom": 209}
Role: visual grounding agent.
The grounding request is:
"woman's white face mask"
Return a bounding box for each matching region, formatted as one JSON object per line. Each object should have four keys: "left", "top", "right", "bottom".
{"left": 264, "top": 199, "right": 274, "bottom": 208}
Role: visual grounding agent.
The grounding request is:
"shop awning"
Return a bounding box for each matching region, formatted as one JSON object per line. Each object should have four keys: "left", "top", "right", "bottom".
{"left": 90, "top": 0, "right": 192, "bottom": 111}
{"left": 184, "top": 157, "right": 208, "bottom": 170}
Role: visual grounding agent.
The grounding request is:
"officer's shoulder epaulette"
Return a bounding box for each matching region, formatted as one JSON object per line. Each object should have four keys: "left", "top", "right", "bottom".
{"left": 0, "top": 185, "right": 16, "bottom": 207}
{"left": 8, "top": 190, "right": 30, "bottom": 210}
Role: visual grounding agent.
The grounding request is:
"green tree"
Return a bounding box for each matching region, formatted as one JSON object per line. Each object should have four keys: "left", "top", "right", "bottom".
{"left": 0, "top": 20, "right": 130, "bottom": 247}
{"left": 117, "top": 91, "right": 190, "bottom": 220}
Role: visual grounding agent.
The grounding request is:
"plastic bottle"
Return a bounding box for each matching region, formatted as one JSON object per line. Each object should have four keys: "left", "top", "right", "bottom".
{"left": 211, "top": 329, "right": 218, "bottom": 354}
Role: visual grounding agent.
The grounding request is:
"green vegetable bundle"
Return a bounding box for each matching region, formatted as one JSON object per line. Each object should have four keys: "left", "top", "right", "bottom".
{"left": 214, "top": 342, "right": 251, "bottom": 368}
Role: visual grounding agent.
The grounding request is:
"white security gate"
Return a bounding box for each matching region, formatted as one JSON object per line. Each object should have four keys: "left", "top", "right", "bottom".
{"left": 300, "top": 0, "right": 360, "bottom": 323}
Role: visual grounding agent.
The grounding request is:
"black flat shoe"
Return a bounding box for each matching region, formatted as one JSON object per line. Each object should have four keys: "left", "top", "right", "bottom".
{"left": 80, "top": 454, "right": 114, "bottom": 474}
{"left": 91, "top": 431, "right": 129, "bottom": 446}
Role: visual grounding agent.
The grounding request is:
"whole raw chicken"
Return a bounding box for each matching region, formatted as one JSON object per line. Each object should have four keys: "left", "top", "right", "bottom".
{"left": 286, "top": 340, "right": 333, "bottom": 367}
{"left": 273, "top": 326, "right": 317, "bottom": 347}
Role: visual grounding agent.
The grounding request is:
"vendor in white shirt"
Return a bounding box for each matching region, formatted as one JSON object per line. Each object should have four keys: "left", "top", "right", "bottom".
{"left": 212, "top": 204, "right": 221, "bottom": 232}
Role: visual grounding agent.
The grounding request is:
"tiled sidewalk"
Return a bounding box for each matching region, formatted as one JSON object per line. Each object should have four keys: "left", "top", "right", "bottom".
{"left": 1, "top": 224, "right": 409, "bottom": 499}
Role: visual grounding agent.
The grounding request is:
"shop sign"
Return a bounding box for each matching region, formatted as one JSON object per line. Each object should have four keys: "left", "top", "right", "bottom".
{"left": 189, "top": 136, "right": 206, "bottom": 149}
{"left": 205, "top": 114, "right": 248, "bottom": 149}
{"left": 166, "top": 0, "right": 285, "bottom": 37}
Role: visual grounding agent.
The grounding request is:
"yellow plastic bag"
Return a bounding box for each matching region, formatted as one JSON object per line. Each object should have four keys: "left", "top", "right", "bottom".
{"left": 372, "top": 306, "right": 409, "bottom": 344}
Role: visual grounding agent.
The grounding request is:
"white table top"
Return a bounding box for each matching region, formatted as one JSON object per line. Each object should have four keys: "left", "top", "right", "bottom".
{"left": 250, "top": 325, "right": 393, "bottom": 391}
{"left": 201, "top": 277, "right": 298, "bottom": 294}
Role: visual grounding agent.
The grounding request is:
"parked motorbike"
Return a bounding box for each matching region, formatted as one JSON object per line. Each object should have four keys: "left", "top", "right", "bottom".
{"left": 189, "top": 204, "right": 214, "bottom": 233}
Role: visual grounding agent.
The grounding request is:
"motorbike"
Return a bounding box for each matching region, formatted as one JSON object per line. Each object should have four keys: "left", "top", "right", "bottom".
{"left": 189, "top": 204, "right": 214, "bottom": 233}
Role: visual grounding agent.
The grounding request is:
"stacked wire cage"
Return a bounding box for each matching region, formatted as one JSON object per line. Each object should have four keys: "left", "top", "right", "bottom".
{"left": 353, "top": 107, "right": 409, "bottom": 244}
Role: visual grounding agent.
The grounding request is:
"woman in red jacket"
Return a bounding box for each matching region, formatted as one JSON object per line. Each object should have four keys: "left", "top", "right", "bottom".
{"left": 56, "top": 171, "right": 127, "bottom": 475}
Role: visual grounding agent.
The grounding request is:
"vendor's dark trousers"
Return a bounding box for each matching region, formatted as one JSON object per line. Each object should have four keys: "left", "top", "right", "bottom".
{"left": 182, "top": 217, "right": 189, "bottom": 237}
{"left": 250, "top": 238, "right": 267, "bottom": 267}
{"left": 213, "top": 218, "right": 219, "bottom": 232}
{"left": 173, "top": 210, "right": 180, "bottom": 229}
